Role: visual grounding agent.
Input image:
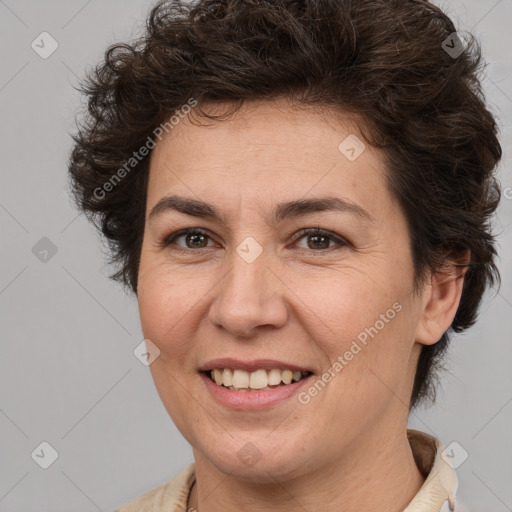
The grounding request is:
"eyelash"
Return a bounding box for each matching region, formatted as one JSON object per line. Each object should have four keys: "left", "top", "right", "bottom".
{"left": 160, "top": 227, "right": 350, "bottom": 255}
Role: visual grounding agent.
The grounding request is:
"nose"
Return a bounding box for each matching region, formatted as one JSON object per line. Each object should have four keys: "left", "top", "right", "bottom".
{"left": 208, "top": 247, "right": 288, "bottom": 338}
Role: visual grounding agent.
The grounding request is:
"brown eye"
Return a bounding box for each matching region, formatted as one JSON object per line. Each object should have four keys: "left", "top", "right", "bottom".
{"left": 293, "top": 228, "right": 349, "bottom": 252}
{"left": 161, "top": 228, "right": 214, "bottom": 250}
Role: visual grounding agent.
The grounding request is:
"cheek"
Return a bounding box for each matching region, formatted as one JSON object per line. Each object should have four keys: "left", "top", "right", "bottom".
{"left": 137, "top": 262, "right": 194, "bottom": 361}
{"left": 138, "top": 272, "right": 208, "bottom": 439}
{"left": 302, "top": 272, "right": 417, "bottom": 404}
{"left": 302, "top": 272, "right": 402, "bottom": 352}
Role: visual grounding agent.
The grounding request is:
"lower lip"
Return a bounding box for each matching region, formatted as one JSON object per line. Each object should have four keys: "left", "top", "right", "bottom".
{"left": 200, "top": 372, "right": 313, "bottom": 410}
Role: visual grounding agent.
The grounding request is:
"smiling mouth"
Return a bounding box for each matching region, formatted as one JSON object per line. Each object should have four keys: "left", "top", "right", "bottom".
{"left": 205, "top": 368, "right": 312, "bottom": 391}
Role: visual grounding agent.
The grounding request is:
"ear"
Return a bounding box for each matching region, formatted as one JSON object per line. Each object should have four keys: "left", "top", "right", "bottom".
{"left": 414, "top": 251, "right": 471, "bottom": 346}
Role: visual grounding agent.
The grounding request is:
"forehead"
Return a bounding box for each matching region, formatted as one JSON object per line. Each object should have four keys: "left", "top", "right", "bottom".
{"left": 147, "top": 98, "right": 392, "bottom": 225}
{"left": 154, "top": 98, "right": 365, "bottom": 156}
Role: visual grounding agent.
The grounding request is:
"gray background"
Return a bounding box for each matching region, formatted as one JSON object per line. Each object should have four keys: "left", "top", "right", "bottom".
{"left": 0, "top": 0, "right": 510, "bottom": 510}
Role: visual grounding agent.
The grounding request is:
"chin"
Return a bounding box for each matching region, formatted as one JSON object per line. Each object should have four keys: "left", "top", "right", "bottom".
{"left": 195, "top": 436, "right": 319, "bottom": 483}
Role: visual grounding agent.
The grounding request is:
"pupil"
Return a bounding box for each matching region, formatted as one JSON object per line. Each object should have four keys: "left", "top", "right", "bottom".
{"left": 188, "top": 233, "right": 206, "bottom": 248}
{"left": 310, "top": 235, "right": 328, "bottom": 249}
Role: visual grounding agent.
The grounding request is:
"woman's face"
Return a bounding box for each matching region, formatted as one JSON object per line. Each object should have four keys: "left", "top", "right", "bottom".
{"left": 137, "top": 98, "right": 430, "bottom": 481}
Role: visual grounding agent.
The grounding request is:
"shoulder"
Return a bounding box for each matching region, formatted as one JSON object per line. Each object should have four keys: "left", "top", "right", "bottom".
{"left": 115, "top": 463, "right": 196, "bottom": 512}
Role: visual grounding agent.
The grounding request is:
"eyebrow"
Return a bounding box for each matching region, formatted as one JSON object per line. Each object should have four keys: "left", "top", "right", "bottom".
{"left": 148, "top": 195, "right": 375, "bottom": 224}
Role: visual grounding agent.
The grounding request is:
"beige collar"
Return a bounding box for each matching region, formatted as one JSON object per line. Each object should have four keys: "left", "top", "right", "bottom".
{"left": 405, "top": 429, "right": 458, "bottom": 511}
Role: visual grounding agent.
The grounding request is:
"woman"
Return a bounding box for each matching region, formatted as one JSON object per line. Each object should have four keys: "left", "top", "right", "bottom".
{"left": 68, "top": 0, "right": 502, "bottom": 510}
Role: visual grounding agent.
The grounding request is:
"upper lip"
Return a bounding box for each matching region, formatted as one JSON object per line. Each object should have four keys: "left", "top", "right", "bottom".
{"left": 199, "top": 358, "right": 314, "bottom": 374}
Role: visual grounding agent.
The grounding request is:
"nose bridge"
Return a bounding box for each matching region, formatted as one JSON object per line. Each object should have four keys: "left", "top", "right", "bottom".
{"left": 209, "top": 239, "right": 287, "bottom": 336}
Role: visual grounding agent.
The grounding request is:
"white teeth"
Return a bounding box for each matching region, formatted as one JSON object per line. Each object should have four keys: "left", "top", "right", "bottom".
{"left": 281, "top": 370, "right": 293, "bottom": 385}
{"left": 213, "top": 368, "right": 223, "bottom": 386}
{"left": 249, "top": 369, "right": 268, "bottom": 389}
{"left": 268, "top": 368, "right": 282, "bottom": 385}
{"left": 209, "top": 368, "right": 310, "bottom": 390}
{"left": 222, "top": 368, "right": 233, "bottom": 387}
{"left": 232, "top": 369, "right": 249, "bottom": 388}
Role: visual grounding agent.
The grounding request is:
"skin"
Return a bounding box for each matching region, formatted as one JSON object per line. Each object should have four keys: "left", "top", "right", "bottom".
{"left": 137, "top": 97, "right": 467, "bottom": 512}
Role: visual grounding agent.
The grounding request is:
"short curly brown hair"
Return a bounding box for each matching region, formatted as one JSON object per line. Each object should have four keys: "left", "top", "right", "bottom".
{"left": 67, "top": 0, "right": 502, "bottom": 410}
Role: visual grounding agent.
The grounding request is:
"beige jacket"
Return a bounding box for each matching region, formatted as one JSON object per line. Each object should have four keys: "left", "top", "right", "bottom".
{"left": 116, "top": 429, "right": 468, "bottom": 512}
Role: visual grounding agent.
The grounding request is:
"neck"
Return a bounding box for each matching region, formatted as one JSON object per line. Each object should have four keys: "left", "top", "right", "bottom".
{"left": 187, "top": 425, "right": 425, "bottom": 512}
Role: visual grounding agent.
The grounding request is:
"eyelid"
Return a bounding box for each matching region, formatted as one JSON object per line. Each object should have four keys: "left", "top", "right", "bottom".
{"left": 160, "top": 226, "right": 350, "bottom": 252}
{"left": 160, "top": 228, "right": 216, "bottom": 249}
{"left": 291, "top": 227, "right": 350, "bottom": 248}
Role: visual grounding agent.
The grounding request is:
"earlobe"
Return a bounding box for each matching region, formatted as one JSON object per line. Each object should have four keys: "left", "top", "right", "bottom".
{"left": 415, "top": 251, "right": 470, "bottom": 346}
